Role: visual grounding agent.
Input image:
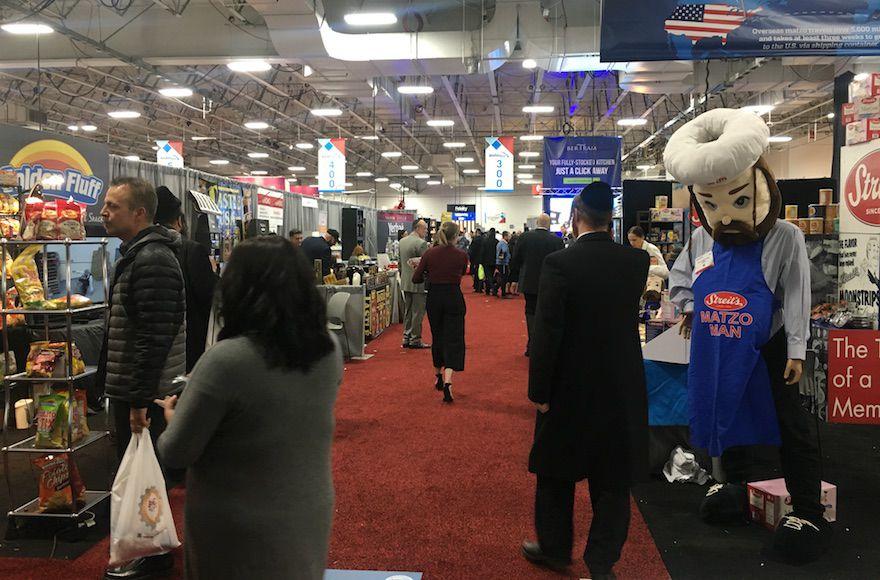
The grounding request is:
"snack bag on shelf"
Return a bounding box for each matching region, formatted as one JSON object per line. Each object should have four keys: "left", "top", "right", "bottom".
{"left": 2, "top": 288, "right": 25, "bottom": 328}
{"left": 11, "top": 244, "right": 45, "bottom": 306}
{"left": 0, "top": 217, "right": 21, "bottom": 238}
{"left": 0, "top": 193, "right": 20, "bottom": 215}
{"left": 21, "top": 193, "right": 44, "bottom": 241}
{"left": 26, "top": 341, "right": 86, "bottom": 378}
{"left": 36, "top": 201, "right": 59, "bottom": 240}
{"left": 0, "top": 351, "right": 16, "bottom": 376}
{"left": 35, "top": 393, "right": 69, "bottom": 449}
{"left": 57, "top": 198, "right": 86, "bottom": 240}
{"left": 44, "top": 294, "right": 93, "bottom": 310}
{"left": 33, "top": 454, "right": 86, "bottom": 513}
{"left": 65, "top": 389, "right": 90, "bottom": 442}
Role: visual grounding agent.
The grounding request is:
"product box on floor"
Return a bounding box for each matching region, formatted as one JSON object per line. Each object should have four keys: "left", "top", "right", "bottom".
{"left": 747, "top": 478, "right": 837, "bottom": 531}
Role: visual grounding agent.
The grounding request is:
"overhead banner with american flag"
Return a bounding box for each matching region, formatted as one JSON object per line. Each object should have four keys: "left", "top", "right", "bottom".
{"left": 601, "top": 1, "right": 880, "bottom": 61}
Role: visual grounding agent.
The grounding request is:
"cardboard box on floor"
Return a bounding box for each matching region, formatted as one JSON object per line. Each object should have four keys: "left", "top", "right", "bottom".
{"left": 747, "top": 478, "right": 837, "bottom": 531}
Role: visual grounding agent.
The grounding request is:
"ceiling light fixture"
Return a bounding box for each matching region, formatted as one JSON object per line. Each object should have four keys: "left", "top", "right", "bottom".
{"left": 80, "top": 125, "right": 97, "bottom": 132}
{"left": 636, "top": 164, "right": 653, "bottom": 170}
{"left": 522, "top": 105, "right": 554, "bottom": 114}
{"left": 381, "top": 151, "right": 402, "bottom": 158}
{"left": 124, "top": 155, "right": 140, "bottom": 161}
{"left": 250, "top": 170, "right": 268, "bottom": 175}
{"left": 227, "top": 59, "right": 271, "bottom": 72}
{"left": 374, "top": 177, "right": 389, "bottom": 182}
{"left": 345, "top": 182, "right": 353, "bottom": 187}
{"left": 517, "top": 173, "right": 533, "bottom": 179}
{"left": 152, "top": 146, "right": 159, "bottom": 151}
{"left": 248, "top": 152, "right": 270, "bottom": 158}
{"left": 209, "top": 159, "right": 229, "bottom": 165}
{"left": 518, "top": 164, "right": 536, "bottom": 169}
{"left": 1, "top": 23, "right": 53, "bottom": 34}
{"left": 519, "top": 134, "right": 544, "bottom": 141}
{"left": 827, "top": 112, "right": 835, "bottom": 119}
{"left": 344, "top": 12, "right": 398, "bottom": 26}
{"left": 244, "top": 121, "right": 270, "bottom": 130}
{"left": 159, "top": 87, "right": 193, "bottom": 98}
{"left": 768, "top": 135, "right": 792, "bottom": 143}
{"left": 295, "top": 142, "right": 314, "bottom": 150}
{"left": 427, "top": 119, "right": 455, "bottom": 127}
{"left": 311, "top": 108, "right": 342, "bottom": 117}
{"left": 455, "top": 157, "right": 474, "bottom": 163}
{"left": 190, "top": 136, "right": 215, "bottom": 141}
{"left": 741, "top": 104, "right": 775, "bottom": 115}
{"left": 401, "top": 164, "right": 419, "bottom": 171}
{"left": 358, "top": 135, "right": 380, "bottom": 140}
{"left": 522, "top": 58, "right": 537, "bottom": 69}
{"left": 415, "top": 174, "right": 430, "bottom": 179}
{"left": 443, "top": 141, "right": 466, "bottom": 148}
{"left": 520, "top": 178, "right": 541, "bottom": 185}
{"left": 520, "top": 151, "right": 540, "bottom": 158}
{"left": 108, "top": 110, "right": 141, "bottom": 119}
{"left": 617, "top": 118, "right": 648, "bottom": 126}
{"left": 427, "top": 180, "right": 441, "bottom": 185}
{"left": 356, "top": 171, "right": 373, "bottom": 177}
{"left": 462, "top": 169, "right": 479, "bottom": 174}
{"left": 398, "top": 85, "right": 434, "bottom": 95}
{"left": 67, "top": 125, "right": 79, "bottom": 131}
{"left": 288, "top": 166, "right": 306, "bottom": 172}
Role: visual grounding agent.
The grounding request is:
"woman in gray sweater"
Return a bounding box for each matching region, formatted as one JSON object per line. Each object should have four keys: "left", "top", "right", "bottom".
{"left": 158, "top": 235, "right": 342, "bottom": 580}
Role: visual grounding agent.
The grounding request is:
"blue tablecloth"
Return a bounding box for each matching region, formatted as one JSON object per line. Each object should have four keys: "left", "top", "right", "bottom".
{"left": 645, "top": 360, "right": 689, "bottom": 426}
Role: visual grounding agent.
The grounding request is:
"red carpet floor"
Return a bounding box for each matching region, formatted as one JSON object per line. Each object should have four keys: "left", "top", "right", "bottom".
{"left": 0, "top": 283, "right": 669, "bottom": 580}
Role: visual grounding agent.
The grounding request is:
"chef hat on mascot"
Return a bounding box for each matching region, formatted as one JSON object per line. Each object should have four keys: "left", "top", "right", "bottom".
{"left": 663, "top": 108, "right": 781, "bottom": 245}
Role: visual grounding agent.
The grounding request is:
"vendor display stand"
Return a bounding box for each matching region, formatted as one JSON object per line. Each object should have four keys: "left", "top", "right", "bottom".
{"left": 1, "top": 239, "right": 111, "bottom": 524}
{"left": 637, "top": 208, "right": 687, "bottom": 265}
{"left": 364, "top": 273, "right": 393, "bottom": 340}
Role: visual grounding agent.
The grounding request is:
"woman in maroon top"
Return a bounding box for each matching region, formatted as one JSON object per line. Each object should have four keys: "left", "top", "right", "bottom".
{"left": 413, "top": 221, "right": 469, "bottom": 403}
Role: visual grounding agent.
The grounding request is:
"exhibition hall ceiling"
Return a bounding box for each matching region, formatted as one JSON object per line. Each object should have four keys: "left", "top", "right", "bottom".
{"left": 0, "top": 0, "right": 850, "bottom": 193}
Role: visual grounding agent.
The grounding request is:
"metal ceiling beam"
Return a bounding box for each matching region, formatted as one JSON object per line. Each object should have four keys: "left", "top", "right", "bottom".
{"left": 440, "top": 75, "right": 484, "bottom": 168}
{"left": 528, "top": 68, "right": 545, "bottom": 133}
{"left": 487, "top": 69, "right": 502, "bottom": 133}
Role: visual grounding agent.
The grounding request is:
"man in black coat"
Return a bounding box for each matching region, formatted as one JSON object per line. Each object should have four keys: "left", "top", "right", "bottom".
{"left": 480, "top": 228, "right": 499, "bottom": 295}
{"left": 522, "top": 182, "right": 650, "bottom": 580}
{"left": 468, "top": 228, "right": 484, "bottom": 292}
{"left": 155, "top": 186, "right": 219, "bottom": 372}
{"left": 300, "top": 229, "right": 340, "bottom": 278}
{"left": 510, "top": 213, "right": 564, "bottom": 356}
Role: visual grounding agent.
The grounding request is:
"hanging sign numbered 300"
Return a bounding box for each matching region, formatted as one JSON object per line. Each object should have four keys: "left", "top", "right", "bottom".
{"left": 485, "top": 137, "right": 514, "bottom": 193}
{"left": 318, "top": 138, "right": 345, "bottom": 193}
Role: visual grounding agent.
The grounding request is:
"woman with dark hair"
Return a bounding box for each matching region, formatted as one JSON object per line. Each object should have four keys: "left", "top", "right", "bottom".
{"left": 413, "top": 221, "right": 469, "bottom": 403}
{"left": 157, "top": 235, "right": 342, "bottom": 580}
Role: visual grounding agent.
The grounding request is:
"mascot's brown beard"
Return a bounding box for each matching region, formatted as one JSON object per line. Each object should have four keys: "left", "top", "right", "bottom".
{"left": 712, "top": 221, "right": 760, "bottom": 246}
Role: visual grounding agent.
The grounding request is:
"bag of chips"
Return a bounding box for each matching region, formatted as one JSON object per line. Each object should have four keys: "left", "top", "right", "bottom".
{"left": 21, "top": 192, "right": 44, "bottom": 241}
{"left": 0, "top": 193, "right": 20, "bottom": 215}
{"left": 67, "top": 389, "right": 90, "bottom": 443}
{"left": 26, "top": 341, "right": 85, "bottom": 378}
{"left": 2, "top": 288, "right": 24, "bottom": 328}
{"left": 11, "top": 244, "right": 44, "bottom": 306}
{"left": 35, "top": 393, "right": 69, "bottom": 449}
{"left": 43, "top": 294, "right": 93, "bottom": 310}
{"left": 33, "top": 454, "right": 86, "bottom": 513}
{"left": 57, "top": 198, "right": 85, "bottom": 240}
{"left": 37, "top": 200, "right": 59, "bottom": 240}
{"left": 0, "top": 216, "right": 20, "bottom": 238}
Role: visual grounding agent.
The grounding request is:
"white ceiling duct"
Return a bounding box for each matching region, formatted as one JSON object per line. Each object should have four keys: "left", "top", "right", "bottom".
{"left": 618, "top": 61, "right": 695, "bottom": 95}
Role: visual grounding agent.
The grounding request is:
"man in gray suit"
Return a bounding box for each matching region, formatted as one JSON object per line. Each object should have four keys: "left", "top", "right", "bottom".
{"left": 399, "top": 219, "right": 430, "bottom": 349}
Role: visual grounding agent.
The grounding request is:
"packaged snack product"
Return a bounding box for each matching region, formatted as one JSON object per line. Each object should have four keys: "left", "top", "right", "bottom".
{"left": 35, "top": 393, "right": 69, "bottom": 449}
{"left": 64, "top": 389, "right": 90, "bottom": 442}
{"left": 41, "top": 294, "right": 93, "bottom": 310}
{"left": 2, "top": 288, "right": 25, "bottom": 328}
{"left": 0, "top": 216, "right": 20, "bottom": 238}
{"left": 26, "top": 341, "right": 85, "bottom": 377}
{"left": 21, "top": 193, "right": 44, "bottom": 241}
{"left": 0, "top": 193, "right": 20, "bottom": 215}
{"left": 11, "top": 244, "right": 44, "bottom": 306}
{"left": 56, "top": 198, "right": 85, "bottom": 240}
{"left": 36, "top": 201, "right": 59, "bottom": 240}
{"left": 33, "top": 454, "right": 86, "bottom": 513}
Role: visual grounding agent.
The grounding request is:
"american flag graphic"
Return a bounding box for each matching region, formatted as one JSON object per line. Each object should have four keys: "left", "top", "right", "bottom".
{"left": 664, "top": 3, "right": 760, "bottom": 45}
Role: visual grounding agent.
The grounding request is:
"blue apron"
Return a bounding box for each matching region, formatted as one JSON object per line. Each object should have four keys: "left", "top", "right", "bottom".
{"left": 689, "top": 241, "right": 781, "bottom": 456}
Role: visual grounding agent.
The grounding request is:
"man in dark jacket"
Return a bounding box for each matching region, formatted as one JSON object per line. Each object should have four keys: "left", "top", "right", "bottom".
{"left": 155, "top": 186, "right": 218, "bottom": 372}
{"left": 300, "top": 228, "right": 340, "bottom": 278}
{"left": 480, "top": 228, "right": 499, "bottom": 295}
{"left": 100, "top": 177, "right": 185, "bottom": 579}
{"left": 510, "top": 214, "right": 564, "bottom": 356}
{"left": 468, "top": 228, "right": 484, "bottom": 292}
{"left": 521, "top": 182, "right": 649, "bottom": 580}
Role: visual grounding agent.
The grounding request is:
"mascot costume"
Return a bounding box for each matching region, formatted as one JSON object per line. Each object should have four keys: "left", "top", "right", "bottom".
{"left": 665, "top": 108, "right": 831, "bottom": 562}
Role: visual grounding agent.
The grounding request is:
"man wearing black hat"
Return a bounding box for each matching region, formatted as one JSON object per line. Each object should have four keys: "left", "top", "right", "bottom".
{"left": 155, "top": 186, "right": 219, "bottom": 372}
{"left": 521, "top": 181, "right": 650, "bottom": 579}
{"left": 300, "top": 228, "right": 341, "bottom": 278}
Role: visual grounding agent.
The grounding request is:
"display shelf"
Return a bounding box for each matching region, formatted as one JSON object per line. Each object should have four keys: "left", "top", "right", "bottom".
{"left": 2, "top": 430, "right": 108, "bottom": 454}
{"left": 5, "top": 365, "right": 97, "bottom": 383}
{"left": 0, "top": 238, "right": 108, "bottom": 246}
{"left": 0, "top": 304, "right": 105, "bottom": 316}
{"left": 9, "top": 491, "right": 110, "bottom": 518}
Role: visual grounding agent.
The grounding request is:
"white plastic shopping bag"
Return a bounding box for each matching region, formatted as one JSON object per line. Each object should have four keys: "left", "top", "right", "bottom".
{"left": 109, "top": 429, "right": 181, "bottom": 566}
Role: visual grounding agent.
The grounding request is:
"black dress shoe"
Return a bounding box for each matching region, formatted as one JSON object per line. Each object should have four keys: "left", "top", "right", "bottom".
{"left": 105, "top": 553, "right": 173, "bottom": 579}
{"left": 520, "top": 540, "right": 570, "bottom": 572}
{"left": 442, "top": 383, "right": 454, "bottom": 403}
{"left": 434, "top": 374, "right": 444, "bottom": 391}
{"left": 409, "top": 342, "right": 431, "bottom": 349}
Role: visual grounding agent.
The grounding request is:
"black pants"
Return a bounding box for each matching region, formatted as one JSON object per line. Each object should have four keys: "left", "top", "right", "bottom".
{"left": 524, "top": 293, "right": 538, "bottom": 351}
{"left": 495, "top": 265, "right": 510, "bottom": 296}
{"left": 483, "top": 264, "right": 496, "bottom": 295}
{"left": 426, "top": 284, "right": 466, "bottom": 371}
{"left": 721, "top": 329, "right": 824, "bottom": 518}
{"left": 471, "top": 260, "right": 482, "bottom": 291}
{"left": 535, "top": 475, "right": 631, "bottom": 574}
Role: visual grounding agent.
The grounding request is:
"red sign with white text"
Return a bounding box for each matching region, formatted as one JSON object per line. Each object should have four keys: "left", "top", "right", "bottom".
{"left": 704, "top": 291, "right": 747, "bottom": 311}
{"left": 843, "top": 149, "right": 880, "bottom": 226}
{"left": 827, "top": 329, "right": 880, "bottom": 424}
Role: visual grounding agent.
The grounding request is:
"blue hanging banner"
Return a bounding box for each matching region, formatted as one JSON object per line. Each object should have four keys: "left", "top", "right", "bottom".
{"left": 602, "top": 1, "right": 880, "bottom": 62}
{"left": 542, "top": 137, "right": 621, "bottom": 189}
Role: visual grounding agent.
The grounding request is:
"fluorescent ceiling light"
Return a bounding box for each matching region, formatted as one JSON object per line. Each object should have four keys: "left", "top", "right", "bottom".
{"left": 462, "top": 169, "right": 480, "bottom": 174}
{"left": 427, "top": 119, "right": 455, "bottom": 127}
{"left": 311, "top": 108, "right": 342, "bottom": 117}
{"left": 443, "top": 142, "right": 466, "bottom": 148}
{"left": 398, "top": 85, "right": 434, "bottom": 95}
{"left": 768, "top": 135, "right": 792, "bottom": 143}
{"left": 209, "top": 159, "right": 229, "bottom": 165}
{"left": 67, "top": 125, "right": 79, "bottom": 131}
{"left": 519, "top": 134, "right": 544, "bottom": 141}
{"left": 295, "top": 142, "right": 314, "bottom": 150}
{"left": 854, "top": 72, "right": 870, "bottom": 81}
{"left": 401, "top": 164, "right": 419, "bottom": 170}
{"left": 522, "top": 105, "right": 554, "bottom": 114}
{"left": 80, "top": 124, "right": 97, "bottom": 132}
{"left": 288, "top": 166, "right": 306, "bottom": 172}
{"left": 522, "top": 58, "right": 537, "bottom": 70}
{"left": 1, "top": 23, "right": 53, "bottom": 34}
{"left": 227, "top": 59, "right": 271, "bottom": 72}
{"left": 519, "top": 164, "right": 536, "bottom": 169}
{"left": 244, "top": 121, "right": 270, "bottom": 130}
{"left": 159, "top": 87, "right": 193, "bottom": 98}
{"left": 827, "top": 112, "right": 835, "bottom": 119}
{"left": 303, "top": 65, "right": 313, "bottom": 77}
{"left": 455, "top": 157, "right": 474, "bottom": 163}
{"left": 389, "top": 182, "right": 402, "bottom": 189}
{"left": 415, "top": 174, "right": 430, "bottom": 179}
{"left": 520, "top": 151, "right": 540, "bottom": 158}
{"left": 636, "top": 164, "right": 653, "bottom": 170}
{"left": 250, "top": 170, "right": 268, "bottom": 175}
{"left": 355, "top": 171, "right": 372, "bottom": 177}
{"left": 520, "top": 179, "right": 541, "bottom": 185}
{"left": 517, "top": 173, "right": 533, "bottom": 179}
{"left": 345, "top": 182, "right": 353, "bottom": 187}
{"left": 108, "top": 110, "right": 141, "bottom": 119}
{"left": 358, "top": 135, "right": 380, "bottom": 140}
{"left": 374, "top": 177, "right": 389, "bottom": 182}
{"left": 617, "top": 118, "right": 648, "bottom": 126}
{"left": 152, "top": 146, "right": 159, "bottom": 151}
{"left": 426, "top": 180, "right": 441, "bottom": 185}
{"left": 741, "top": 105, "right": 775, "bottom": 115}
{"left": 477, "top": 186, "right": 486, "bottom": 191}
{"left": 381, "top": 151, "right": 402, "bottom": 158}
{"left": 344, "top": 12, "right": 397, "bottom": 26}
{"left": 248, "top": 152, "right": 270, "bottom": 158}
{"left": 191, "top": 136, "right": 215, "bottom": 141}
{"left": 124, "top": 155, "right": 140, "bottom": 161}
